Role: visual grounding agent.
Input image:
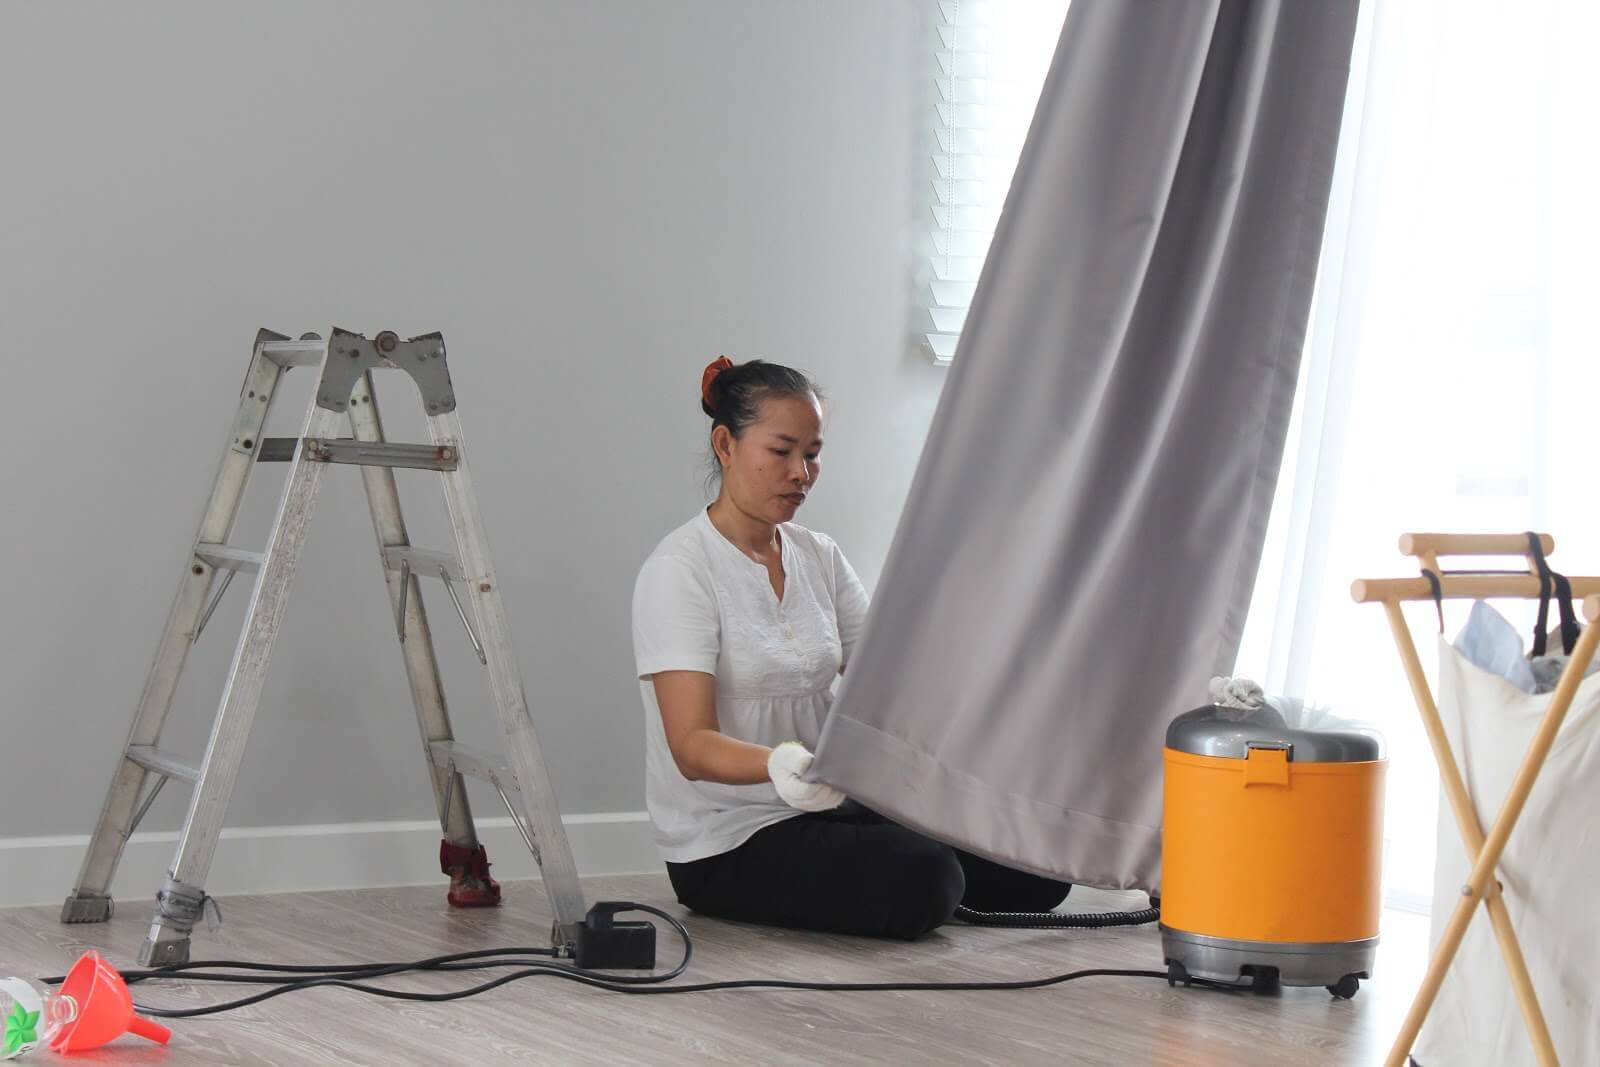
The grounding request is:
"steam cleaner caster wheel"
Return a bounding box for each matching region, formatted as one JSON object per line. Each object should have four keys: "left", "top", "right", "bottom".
{"left": 1166, "top": 961, "right": 1191, "bottom": 988}
{"left": 1327, "top": 974, "right": 1360, "bottom": 999}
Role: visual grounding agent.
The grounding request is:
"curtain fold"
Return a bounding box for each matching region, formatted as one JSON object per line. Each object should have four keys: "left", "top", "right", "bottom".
{"left": 811, "top": 0, "right": 1360, "bottom": 891}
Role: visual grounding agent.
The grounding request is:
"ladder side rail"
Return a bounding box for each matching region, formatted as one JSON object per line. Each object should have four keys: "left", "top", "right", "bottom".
{"left": 347, "top": 373, "right": 480, "bottom": 849}
{"left": 141, "top": 399, "right": 345, "bottom": 965}
{"left": 64, "top": 338, "right": 290, "bottom": 917}
{"left": 428, "top": 408, "right": 589, "bottom": 944}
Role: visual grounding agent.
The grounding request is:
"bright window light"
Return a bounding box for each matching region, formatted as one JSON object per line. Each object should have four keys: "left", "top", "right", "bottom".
{"left": 920, "top": 0, "right": 1070, "bottom": 364}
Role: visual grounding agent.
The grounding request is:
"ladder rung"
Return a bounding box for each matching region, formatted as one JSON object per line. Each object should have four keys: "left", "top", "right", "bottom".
{"left": 304, "top": 439, "right": 459, "bottom": 472}
{"left": 428, "top": 741, "right": 517, "bottom": 789}
{"left": 126, "top": 745, "right": 200, "bottom": 784}
{"left": 383, "top": 546, "right": 465, "bottom": 580}
{"left": 195, "top": 544, "right": 264, "bottom": 573}
{"left": 260, "top": 339, "right": 325, "bottom": 367}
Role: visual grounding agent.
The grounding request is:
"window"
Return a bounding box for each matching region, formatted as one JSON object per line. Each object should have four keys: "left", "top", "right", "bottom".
{"left": 919, "top": 0, "right": 1070, "bottom": 364}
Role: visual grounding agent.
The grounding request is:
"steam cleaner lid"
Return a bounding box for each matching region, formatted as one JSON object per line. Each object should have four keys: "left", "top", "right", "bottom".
{"left": 1166, "top": 703, "right": 1384, "bottom": 762}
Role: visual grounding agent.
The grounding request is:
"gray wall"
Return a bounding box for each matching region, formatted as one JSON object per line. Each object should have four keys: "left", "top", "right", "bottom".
{"left": 0, "top": 1, "right": 944, "bottom": 837}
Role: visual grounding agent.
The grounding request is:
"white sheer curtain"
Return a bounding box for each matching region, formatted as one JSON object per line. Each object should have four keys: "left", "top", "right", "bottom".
{"left": 1236, "top": 0, "right": 1600, "bottom": 910}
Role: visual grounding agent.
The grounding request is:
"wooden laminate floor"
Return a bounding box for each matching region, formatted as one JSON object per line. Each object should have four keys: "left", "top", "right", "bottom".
{"left": 0, "top": 875, "right": 1428, "bottom": 1065}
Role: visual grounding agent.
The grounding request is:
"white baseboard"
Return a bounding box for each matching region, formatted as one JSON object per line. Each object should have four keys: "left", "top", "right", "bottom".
{"left": 0, "top": 812, "right": 658, "bottom": 910}
{"left": 3, "top": 818, "right": 1439, "bottom": 920}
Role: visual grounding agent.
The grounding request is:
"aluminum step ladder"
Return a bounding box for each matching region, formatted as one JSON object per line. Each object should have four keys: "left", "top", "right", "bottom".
{"left": 60, "top": 328, "right": 588, "bottom": 966}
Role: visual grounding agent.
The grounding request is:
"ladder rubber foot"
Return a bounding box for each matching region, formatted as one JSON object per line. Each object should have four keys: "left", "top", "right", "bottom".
{"left": 447, "top": 881, "right": 503, "bottom": 907}
{"left": 139, "top": 936, "right": 191, "bottom": 968}
{"left": 60, "top": 893, "right": 114, "bottom": 924}
{"left": 441, "top": 839, "right": 502, "bottom": 908}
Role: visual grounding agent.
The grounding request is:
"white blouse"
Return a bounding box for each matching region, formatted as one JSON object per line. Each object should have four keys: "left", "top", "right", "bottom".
{"left": 632, "top": 509, "right": 870, "bottom": 863}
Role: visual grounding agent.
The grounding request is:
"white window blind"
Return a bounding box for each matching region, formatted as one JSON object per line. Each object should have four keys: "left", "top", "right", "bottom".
{"left": 922, "top": 0, "right": 1070, "bottom": 364}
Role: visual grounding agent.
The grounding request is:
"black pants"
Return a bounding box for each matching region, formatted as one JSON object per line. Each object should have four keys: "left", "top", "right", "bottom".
{"left": 666, "top": 802, "right": 1071, "bottom": 941}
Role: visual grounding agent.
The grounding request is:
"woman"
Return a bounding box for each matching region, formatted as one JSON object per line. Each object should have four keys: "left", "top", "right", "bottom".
{"left": 632, "top": 357, "right": 1069, "bottom": 940}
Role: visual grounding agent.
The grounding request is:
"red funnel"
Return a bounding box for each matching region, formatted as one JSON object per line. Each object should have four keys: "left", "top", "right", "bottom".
{"left": 47, "top": 951, "right": 171, "bottom": 1053}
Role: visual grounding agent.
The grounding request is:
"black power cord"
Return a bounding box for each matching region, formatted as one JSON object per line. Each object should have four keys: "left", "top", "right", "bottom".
{"left": 45, "top": 901, "right": 1236, "bottom": 1019}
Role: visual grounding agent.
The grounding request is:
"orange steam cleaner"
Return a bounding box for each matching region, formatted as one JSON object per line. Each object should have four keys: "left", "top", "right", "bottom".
{"left": 1160, "top": 703, "right": 1385, "bottom": 998}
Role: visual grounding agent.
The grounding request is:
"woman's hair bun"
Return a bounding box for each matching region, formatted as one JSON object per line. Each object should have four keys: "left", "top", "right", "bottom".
{"left": 700, "top": 356, "right": 736, "bottom": 417}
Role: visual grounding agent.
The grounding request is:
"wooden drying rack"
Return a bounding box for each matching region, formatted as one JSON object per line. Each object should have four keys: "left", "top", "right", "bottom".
{"left": 1353, "top": 532, "right": 1600, "bottom": 1067}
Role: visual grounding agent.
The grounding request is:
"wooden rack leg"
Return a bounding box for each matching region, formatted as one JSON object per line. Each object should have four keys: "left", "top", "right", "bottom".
{"left": 1381, "top": 601, "right": 1560, "bottom": 1067}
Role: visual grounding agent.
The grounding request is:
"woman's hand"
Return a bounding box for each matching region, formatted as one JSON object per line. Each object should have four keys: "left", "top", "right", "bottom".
{"left": 767, "top": 742, "right": 845, "bottom": 811}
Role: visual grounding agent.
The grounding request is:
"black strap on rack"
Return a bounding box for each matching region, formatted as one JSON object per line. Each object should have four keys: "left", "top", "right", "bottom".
{"left": 1525, "top": 531, "right": 1580, "bottom": 657}
{"left": 1421, "top": 568, "right": 1445, "bottom": 634}
{"left": 1416, "top": 533, "right": 1580, "bottom": 653}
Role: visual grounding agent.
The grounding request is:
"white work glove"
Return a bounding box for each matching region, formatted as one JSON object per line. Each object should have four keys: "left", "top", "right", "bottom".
{"left": 1208, "top": 675, "right": 1265, "bottom": 710}
{"left": 767, "top": 742, "right": 845, "bottom": 812}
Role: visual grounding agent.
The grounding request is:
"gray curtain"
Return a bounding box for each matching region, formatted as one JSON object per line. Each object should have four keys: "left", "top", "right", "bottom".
{"left": 811, "top": 0, "right": 1360, "bottom": 892}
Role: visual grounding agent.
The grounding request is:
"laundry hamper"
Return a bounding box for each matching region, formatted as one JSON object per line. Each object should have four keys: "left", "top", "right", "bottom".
{"left": 1411, "top": 637, "right": 1600, "bottom": 1065}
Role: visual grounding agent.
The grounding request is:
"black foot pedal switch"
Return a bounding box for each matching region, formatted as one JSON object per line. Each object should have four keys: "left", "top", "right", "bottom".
{"left": 574, "top": 902, "right": 657, "bottom": 970}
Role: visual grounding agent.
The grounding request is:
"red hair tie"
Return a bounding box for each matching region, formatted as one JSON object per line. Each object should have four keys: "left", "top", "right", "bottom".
{"left": 701, "top": 356, "right": 735, "bottom": 411}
